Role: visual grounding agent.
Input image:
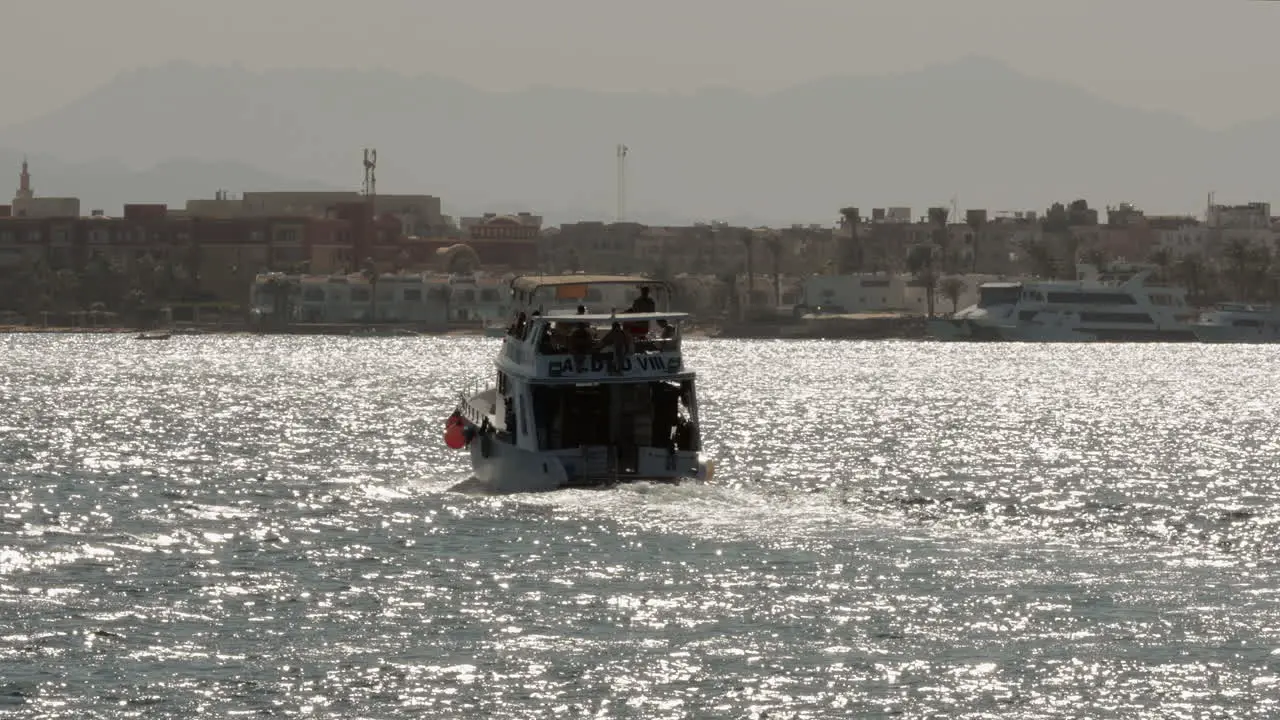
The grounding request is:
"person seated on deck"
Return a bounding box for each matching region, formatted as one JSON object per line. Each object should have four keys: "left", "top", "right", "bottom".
{"left": 568, "top": 322, "right": 594, "bottom": 370}
{"left": 599, "top": 321, "right": 633, "bottom": 374}
{"left": 524, "top": 311, "right": 542, "bottom": 341}
{"left": 656, "top": 318, "right": 676, "bottom": 340}
{"left": 548, "top": 320, "right": 571, "bottom": 352}
{"left": 577, "top": 304, "right": 588, "bottom": 315}
{"left": 536, "top": 321, "right": 557, "bottom": 354}
{"left": 673, "top": 416, "right": 694, "bottom": 450}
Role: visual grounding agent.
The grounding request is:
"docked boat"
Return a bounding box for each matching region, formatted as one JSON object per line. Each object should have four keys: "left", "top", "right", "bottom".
{"left": 927, "top": 264, "right": 1196, "bottom": 342}
{"left": 1192, "top": 302, "right": 1280, "bottom": 343}
{"left": 135, "top": 330, "right": 171, "bottom": 341}
{"left": 443, "top": 274, "right": 713, "bottom": 493}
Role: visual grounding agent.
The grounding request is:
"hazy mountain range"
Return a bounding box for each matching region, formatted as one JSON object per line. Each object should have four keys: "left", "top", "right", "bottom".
{"left": 0, "top": 56, "right": 1274, "bottom": 226}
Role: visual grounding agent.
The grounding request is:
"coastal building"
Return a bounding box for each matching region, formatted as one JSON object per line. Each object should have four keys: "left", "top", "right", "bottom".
{"left": 443, "top": 272, "right": 509, "bottom": 324}
{"left": 188, "top": 190, "right": 448, "bottom": 237}
{"left": 546, "top": 221, "right": 647, "bottom": 274}
{"left": 1150, "top": 217, "right": 1207, "bottom": 260}
{"left": 800, "top": 273, "right": 906, "bottom": 313}
{"left": 251, "top": 272, "right": 449, "bottom": 326}
{"left": 1204, "top": 201, "right": 1276, "bottom": 254}
{"left": 456, "top": 213, "right": 540, "bottom": 269}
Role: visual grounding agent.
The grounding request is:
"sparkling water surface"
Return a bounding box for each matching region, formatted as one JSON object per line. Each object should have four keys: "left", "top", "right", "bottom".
{"left": 3, "top": 335, "right": 1280, "bottom": 718}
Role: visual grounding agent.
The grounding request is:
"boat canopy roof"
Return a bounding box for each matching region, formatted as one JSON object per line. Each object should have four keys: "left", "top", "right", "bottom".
{"left": 530, "top": 311, "right": 689, "bottom": 323}
{"left": 510, "top": 274, "right": 671, "bottom": 294}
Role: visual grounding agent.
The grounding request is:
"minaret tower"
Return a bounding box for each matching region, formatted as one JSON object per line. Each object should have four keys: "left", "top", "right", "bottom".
{"left": 15, "top": 157, "right": 33, "bottom": 200}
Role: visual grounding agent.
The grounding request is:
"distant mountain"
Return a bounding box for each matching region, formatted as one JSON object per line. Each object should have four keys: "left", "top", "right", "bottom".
{"left": 0, "top": 57, "right": 1269, "bottom": 224}
{"left": 0, "top": 149, "right": 339, "bottom": 215}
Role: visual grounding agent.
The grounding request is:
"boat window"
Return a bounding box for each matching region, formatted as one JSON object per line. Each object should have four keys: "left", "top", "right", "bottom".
{"left": 1234, "top": 319, "right": 1263, "bottom": 328}
{"left": 977, "top": 286, "right": 1021, "bottom": 308}
{"left": 1046, "top": 292, "right": 1136, "bottom": 305}
{"left": 1078, "top": 312, "right": 1152, "bottom": 324}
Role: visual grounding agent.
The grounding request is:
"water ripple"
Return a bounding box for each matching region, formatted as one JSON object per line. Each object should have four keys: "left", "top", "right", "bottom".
{"left": 2, "top": 335, "right": 1280, "bottom": 717}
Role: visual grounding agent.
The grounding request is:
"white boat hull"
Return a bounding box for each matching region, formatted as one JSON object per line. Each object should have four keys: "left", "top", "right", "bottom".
{"left": 927, "top": 318, "right": 1093, "bottom": 342}
{"left": 466, "top": 432, "right": 571, "bottom": 493}
{"left": 461, "top": 434, "right": 712, "bottom": 493}
{"left": 1192, "top": 324, "right": 1280, "bottom": 344}
{"left": 998, "top": 324, "right": 1097, "bottom": 342}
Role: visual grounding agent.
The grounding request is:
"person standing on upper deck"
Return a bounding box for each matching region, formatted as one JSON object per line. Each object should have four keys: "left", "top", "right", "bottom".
{"left": 623, "top": 286, "right": 656, "bottom": 339}
{"left": 626, "top": 287, "right": 656, "bottom": 314}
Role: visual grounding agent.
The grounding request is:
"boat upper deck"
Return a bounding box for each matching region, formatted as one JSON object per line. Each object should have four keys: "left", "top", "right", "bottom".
{"left": 509, "top": 274, "right": 673, "bottom": 315}
{"left": 497, "top": 311, "right": 693, "bottom": 383}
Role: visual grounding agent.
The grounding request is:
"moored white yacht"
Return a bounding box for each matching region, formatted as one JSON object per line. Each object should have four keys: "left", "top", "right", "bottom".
{"left": 927, "top": 264, "right": 1196, "bottom": 342}
{"left": 442, "top": 274, "right": 713, "bottom": 493}
{"left": 1192, "top": 303, "right": 1280, "bottom": 343}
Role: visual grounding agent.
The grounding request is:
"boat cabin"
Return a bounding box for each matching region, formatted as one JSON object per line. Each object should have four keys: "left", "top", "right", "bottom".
{"left": 462, "top": 275, "right": 703, "bottom": 481}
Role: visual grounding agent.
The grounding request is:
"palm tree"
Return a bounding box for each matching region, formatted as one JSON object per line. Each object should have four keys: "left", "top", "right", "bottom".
{"left": 927, "top": 206, "right": 950, "bottom": 274}
{"left": 739, "top": 229, "right": 754, "bottom": 318}
{"left": 938, "top": 276, "right": 966, "bottom": 314}
{"left": 51, "top": 268, "right": 80, "bottom": 316}
{"left": 1022, "top": 239, "right": 1057, "bottom": 279}
{"left": 1080, "top": 247, "right": 1107, "bottom": 272}
{"left": 906, "top": 244, "right": 938, "bottom": 318}
{"left": 763, "top": 232, "right": 783, "bottom": 306}
{"left": 1175, "top": 254, "right": 1206, "bottom": 307}
{"left": 717, "top": 271, "right": 739, "bottom": 320}
{"left": 1148, "top": 249, "right": 1173, "bottom": 283}
{"left": 361, "top": 257, "right": 378, "bottom": 323}
{"left": 965, "top": 210, "right": 986, "bottom": 273}
{"left": 838, "top": 207, "right": 861, "bottom": 274}
{"left": 1224, "top": 240, "right": 1250, "bottom": 301}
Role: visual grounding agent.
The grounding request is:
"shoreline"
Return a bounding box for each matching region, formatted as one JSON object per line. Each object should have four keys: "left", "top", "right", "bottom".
{"left": 0, "top": 316, "right": 930, "bottom": 340}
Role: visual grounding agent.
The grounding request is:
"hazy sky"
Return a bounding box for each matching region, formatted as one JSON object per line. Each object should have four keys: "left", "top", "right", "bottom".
{"left": 5, "top": 0, "right": 1280, "bottom": 130}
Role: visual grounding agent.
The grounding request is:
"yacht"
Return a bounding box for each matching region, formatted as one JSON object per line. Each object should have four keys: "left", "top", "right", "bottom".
{"left": 1192, "top": 303, "right": 1280, "bottom": 343}
{"left": 442, "top": 274, "right": 713, "bottom": 493}
{"left": 927, "top": 265, "right": 1196, "bottom": 342}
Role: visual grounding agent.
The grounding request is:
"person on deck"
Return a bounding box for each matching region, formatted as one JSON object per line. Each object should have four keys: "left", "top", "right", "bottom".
{"left": 508, "top": 312, "right": 527, "bottom": 337}
{"left": 623, "top": 286, "right": 656, "bottom": 339}
{"left": 626, "top": 287, "right": 656, "bottom": 314}
{"left": 568, "top": 322, "right": 593, "bottom": 371}
{"left": 599, "top": 321, "right": 632, "bottom": 374}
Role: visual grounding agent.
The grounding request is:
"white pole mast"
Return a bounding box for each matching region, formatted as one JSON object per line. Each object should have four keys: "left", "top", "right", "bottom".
{"left": 616, "top": 144, "right": 628, "bottom": 222}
